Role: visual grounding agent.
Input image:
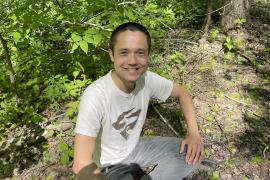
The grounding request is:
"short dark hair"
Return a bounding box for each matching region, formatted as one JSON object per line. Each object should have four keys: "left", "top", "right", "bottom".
{"left": 109, "top": 22, "right": 151, "bottom": 54}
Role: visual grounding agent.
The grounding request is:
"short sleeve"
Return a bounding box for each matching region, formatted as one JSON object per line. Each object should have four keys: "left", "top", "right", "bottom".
{"left": 146, "top": 71, "right": 173, "bottom": 102}
{"left": 75, "top": 87, "right": 103, "bottom": 137}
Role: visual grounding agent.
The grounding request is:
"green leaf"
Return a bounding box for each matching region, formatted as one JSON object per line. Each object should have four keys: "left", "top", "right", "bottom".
{"left": 71, "top": 43, "right": 78, "bottom": 53}
{"left": 70, "top": 89, "right": 78, "bottom": 97}
{"left": 58, "top": 142, "right": 68, "bottom": 151}
{"left": 71, "top": 33, "right": 82, "bottom": 42}
{"left": 83, "top": 35, "right": 94, "bottom": 44}
{"left": 13, "top": 32, "right": 21, "bottom": 44}
{"left": 125, "top": 9, "right": 136, "bottom": 20}
{"left": 10, "top": 14, "right": 17, "bottom": 21}
{"left": 211, "top": 171, "right": 220, "bottom": 180}
{"left": 84, "top": 29, "right": 99, "bottom": 35}
{"left": 69, "top": 149, "right": 74, "bottom": 158}
{"left": 73, "top": 71, "right": 79, "bottom": 79}
{"left": 93, "top": 34, "right": 102, "bottom": 46}
{"left": 57, "top": 14, "right": 64, "bottom": 20}
{"left": 60, "top": 154, "right": 70, "bottom": 165}
{"left": 79, "top": 40, "right": 88, "bottom": 54}
{"left": 226, "top": 36, "right": 231, "bottom": 43}
{"left": 101, "top": 30, "right": 111, "bottom": 38}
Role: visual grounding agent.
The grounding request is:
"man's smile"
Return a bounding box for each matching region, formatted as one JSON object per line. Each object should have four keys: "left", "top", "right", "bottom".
{"left": 123, "top": 67, "right": 140, "bottom": 72}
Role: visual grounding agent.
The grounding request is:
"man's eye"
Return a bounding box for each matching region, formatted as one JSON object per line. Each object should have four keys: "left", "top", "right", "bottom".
{"left": 137, "top": 52, "right": 145, "bottom": 56}
{"left": 120, "top": 52, "right": 128, "bottom": 55}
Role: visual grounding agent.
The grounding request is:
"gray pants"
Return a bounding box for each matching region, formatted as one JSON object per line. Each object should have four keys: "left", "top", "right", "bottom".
{"left": 102, "top": 136, "right": 199, "bottom": 180}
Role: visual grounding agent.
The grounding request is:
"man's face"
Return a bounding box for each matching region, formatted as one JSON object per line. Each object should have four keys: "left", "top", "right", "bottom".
{"left": 109, "top": 30, "right": 150, "bottom": 83}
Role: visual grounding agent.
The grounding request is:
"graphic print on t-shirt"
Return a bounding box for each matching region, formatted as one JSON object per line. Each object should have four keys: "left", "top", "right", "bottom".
{"left": 112, "top": 108, "right": 141, "bottom": 140}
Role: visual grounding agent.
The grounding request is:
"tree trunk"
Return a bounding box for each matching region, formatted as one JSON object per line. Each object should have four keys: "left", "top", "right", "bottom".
{"left": 203, "top": 0, "right": 213, "bottom": 34}
{"left": 221, "top": 0, "right": 250, "bottom": 30}
{"left": 0, "top": 34, "right": 19, "bottom": 103}
{"left": 199, "top": 0, "right": 213, "bottom": 45}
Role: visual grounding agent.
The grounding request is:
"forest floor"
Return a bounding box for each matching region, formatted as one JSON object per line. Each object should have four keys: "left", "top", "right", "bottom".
{"left": 1, "top": 2, "right": 269, "bottom": 180}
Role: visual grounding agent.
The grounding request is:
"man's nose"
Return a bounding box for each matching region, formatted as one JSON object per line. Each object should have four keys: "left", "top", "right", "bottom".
{"left": 128, "top": 54, "right": 137, "bottom": 65}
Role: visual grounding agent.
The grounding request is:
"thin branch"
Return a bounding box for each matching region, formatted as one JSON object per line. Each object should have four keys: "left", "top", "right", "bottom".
{"left": 75, "top": 61, "right": 85, "bottom": 74}
{"left": 263, "top": 146, "right": 269, "bottom": 158}
{"left": 99, "top": 47, "right": 109, "bottom": 53}
{"left": 151, "top": 103, "right": 179, "bottom": 137}
{"left": 194, "top": 0, "right": 233, "bottom": 17}
{"left": 39, "top": 113, "right": 65, "bottom": 126}
{"left": 118, "top": 1, "right": 136, "bottom": 6}
{"left": 225, "top": 95, "right": 249, "bottom": 106}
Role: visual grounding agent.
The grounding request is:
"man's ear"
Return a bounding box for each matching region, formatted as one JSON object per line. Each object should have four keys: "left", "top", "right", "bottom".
{"left": 109, "top": 49, "right": 114, "bottom": 62}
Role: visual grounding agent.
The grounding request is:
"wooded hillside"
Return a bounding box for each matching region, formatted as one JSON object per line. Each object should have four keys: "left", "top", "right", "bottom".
{"left": 0, "top": 0, "right": 269, "bottom": 179}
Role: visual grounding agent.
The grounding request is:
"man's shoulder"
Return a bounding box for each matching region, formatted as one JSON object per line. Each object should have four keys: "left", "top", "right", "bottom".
{"left": 144, "top": 70, "right": 166, "bottom": 81}
{"left": 83, "top": 72, "right": 111, "bottom": 96}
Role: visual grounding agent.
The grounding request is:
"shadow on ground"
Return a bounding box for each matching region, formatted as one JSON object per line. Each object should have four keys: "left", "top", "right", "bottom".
{"left": 235, "top": 2, "right": 270, "bottom": 160}
{"left": 144, "top": 101, "right": 187, "bottom": 137}
{"left": 246, "top": 3, "right": 270, "bottom": 80}
{"left": 236, "top": 83, "right": 270, "bottom": 159}
{"left": 0, "top": 123, "right": 46, "bottom": 178}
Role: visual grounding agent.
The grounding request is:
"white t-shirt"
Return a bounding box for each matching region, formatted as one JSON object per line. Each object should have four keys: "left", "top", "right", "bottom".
{"left": 75, "top": 70, "right": 173, "bottom": 166}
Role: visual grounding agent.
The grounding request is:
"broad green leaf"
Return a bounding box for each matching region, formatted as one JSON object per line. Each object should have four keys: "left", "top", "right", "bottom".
{"left": 84, "top": 29, "right": 99, "bottom": 35}
{"left": 79, "top": 40, "right": 88, "bottom": 54}
{"left": 83, "top": 35, "right": 94, "bottom": 44}
{"left": 71, "top": 33, "right": 82, "bottom": 42}
{"left": 13, "top": 32, "right": 21, "bottom": 44}
{"left": 71, "top": 43, "right": 78, "bottom": 53}
{"left": 93, "top": 34, "right": 102, "bottom": 46}
{"left": 60, "top": 154, "right": 69, "bottom": 165}
{"left": 58, "top": 143, "right": 68, "bottom": 151}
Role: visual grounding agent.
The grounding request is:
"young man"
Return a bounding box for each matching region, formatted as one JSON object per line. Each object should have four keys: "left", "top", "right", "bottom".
{"left": 73, "top": 22, "right": 203, "bottom": 180}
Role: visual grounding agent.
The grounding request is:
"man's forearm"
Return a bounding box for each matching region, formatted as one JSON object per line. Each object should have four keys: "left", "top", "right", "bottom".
{"left": 178, "top": 90, "right": 199, "bottom": 136}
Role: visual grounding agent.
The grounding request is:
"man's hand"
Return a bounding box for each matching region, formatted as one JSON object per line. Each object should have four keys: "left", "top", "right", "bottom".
{"left": 76, "top": 162, "right": 105, "bottom": 180}
{"left": 180, "top": 134, "right": 204, "bottom": 165}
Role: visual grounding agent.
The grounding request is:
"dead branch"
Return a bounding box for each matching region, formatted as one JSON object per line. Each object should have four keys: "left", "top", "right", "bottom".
{"left": 225, "top": 95, "right": 249, "bottom": 106}
{"left": 151, "top": 103, "right": 179, "bottom": 137}
{"left": 39, "top": 113, "right": 65, "bottom": 127}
